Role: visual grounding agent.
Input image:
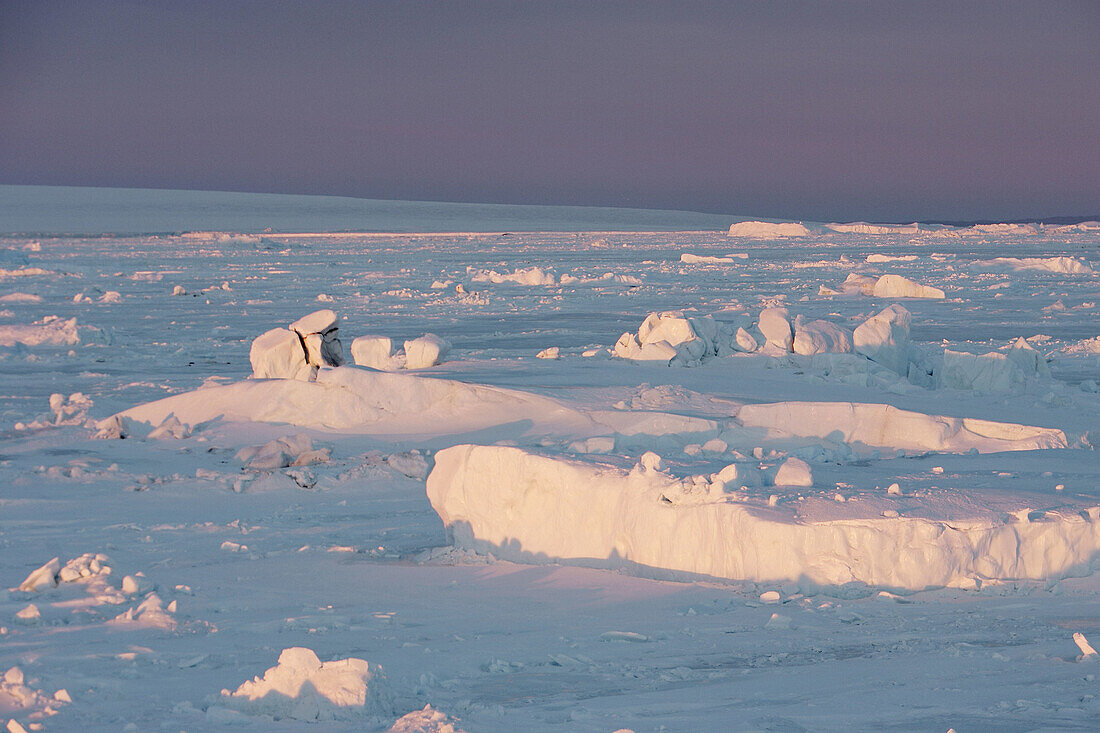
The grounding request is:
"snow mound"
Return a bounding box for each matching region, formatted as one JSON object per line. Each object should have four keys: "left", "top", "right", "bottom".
{"left": 871, "top": 274, "right": 945, "bottom": 299}
{"left": 826, "top": 222, "right": 920, "bottom": 235}
{"left": 427, "top": 444, "right": 1099, "bottom": 591}
{"left": 108, "top": 366, "right": 597, "bottom": 439}
{"left": 389, "top": 705, "right": 468, "bottom": 733}
{"left": 0, "top": 316, "right": 80, "bottom": 347}
{"left": 218, "top": 647, "right": 392, "bottom": 722}
{"left": 727, "top": 221, "right": 811, "bottom": 238}
{"left": 737, "top": 401, "right": 1066, "bottom": 455}
{"left": 973, "top": 257, "right": 1094, "bottom": 274}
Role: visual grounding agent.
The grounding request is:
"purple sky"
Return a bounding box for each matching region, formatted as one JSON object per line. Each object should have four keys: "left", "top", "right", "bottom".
{"left": 1, "top": 0, "right": 1097, "bottom": 221}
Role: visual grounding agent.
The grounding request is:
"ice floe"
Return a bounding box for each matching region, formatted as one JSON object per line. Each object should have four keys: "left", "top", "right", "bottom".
{"left": 973, "top": 256, "right": 1094, "bottom": 274}
{"left": 727, "top": 221, "right": 811, "bottom": 237}
{"left": 427, "top": 444, "right": 1099, "bottom": 591}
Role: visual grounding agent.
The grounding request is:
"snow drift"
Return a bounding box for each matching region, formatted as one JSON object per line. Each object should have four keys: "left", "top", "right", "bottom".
{"left": 736, "top": 401, "right": 1066, "bottom": 455}
{"left": 108, "top": 366, "right": 598, "bottom": 440}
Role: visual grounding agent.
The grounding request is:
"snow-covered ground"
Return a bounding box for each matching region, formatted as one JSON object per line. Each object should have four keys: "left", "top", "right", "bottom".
{"left": 1, "top": 191, "right": 1099, "bottom": 731}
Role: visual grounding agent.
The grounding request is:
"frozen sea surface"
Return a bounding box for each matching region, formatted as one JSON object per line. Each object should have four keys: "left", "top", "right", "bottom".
{"left": 1, "top": 191, "right": 1099, "bottom": 731}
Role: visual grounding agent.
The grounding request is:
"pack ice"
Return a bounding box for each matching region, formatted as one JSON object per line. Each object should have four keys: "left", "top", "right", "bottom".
{"left": 4, "top": 189, "right": 1100, "bottom": 731}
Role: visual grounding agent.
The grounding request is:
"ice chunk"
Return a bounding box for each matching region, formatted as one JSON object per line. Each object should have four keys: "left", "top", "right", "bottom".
{"left": 866, "top": 254, "right": 918, "bottom": 263}
{"left": 733, "top": 326, "right": 758, "bottom": 352}
{"left": 536, "top": 346, "right": 560, "bottom": 359}
{"left": 1074, "top": 632, "right": 1098, "bottom": 660}
{"left": 1002, "top": 337, "right": 1050, "bottom": 378}
{"left": 680, "top": 252, "right": 748, "bottom": 264}
{"left": 219, "top": 647, "right": 392, "bottom": 721}
{"left": 250, "top": 328, "right": 309, "bottom": 380}
{"left": 793, "top": 319, "right": 853, "bottom": 355}
{"left": 773, "top": 457, "right": 813, "bottom": 486}
{"left": 853, "top": 304, "right": 911, "bottom": 375}
{"left": 404, "top": 334, "right": 450, "bottom": 369}
{"left": 758, "top": 307, "right": 793, "bottom": 351}
{"left": 837, "top": 273, "right": 877, "bottom": 295}
{"left": 15, "top": 604, "right": 41, "bottom": 625}
{"left": 289, "top": 309, "right": 338, "bottom": 335}
{"left": 871, "top": 274, "right": 945, "bottom": 299}
{"left": 351, "top": 335, "right": 401, "bottom": 371}
{"left": 939, "top": 349, "right": 1023, "bottom": 392}
{"left": 288, "top": 310, "right": 343, "bottom": 367}
{"left": 16, "top": 558, "right": 59, "bottom": 592}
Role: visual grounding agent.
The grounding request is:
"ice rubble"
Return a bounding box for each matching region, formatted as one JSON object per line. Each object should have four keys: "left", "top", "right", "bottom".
{"left": 938, "top": 339, "right": 1050, "bottom": 393}
{"left": 217, "top": 647, "right": 392, "bottom": 722}
{"left": 0, "top": 316, "right": 80, "bottom": 347}
{"left": 388, "top": 705, "right": 468, "bottom": 733}
{"left": 236, "top": 434, "right": 330, "bottom": 470}
{"left": 1, "top": 666, "right": 69, "bottom": 726}
{"left": 611, "top": 303, "right": 914, "bottom": 369}
{"left": 426, "top": 444, "right": 1099, "bottom": 591}
{"left": 250, "top": 309, "right": 449, "bottom": 377}
{"left": 613, "top": 311, "right": 725, "bottom": 365}
{"left": 727, "top": 221, "right": 811, "bottom": 237}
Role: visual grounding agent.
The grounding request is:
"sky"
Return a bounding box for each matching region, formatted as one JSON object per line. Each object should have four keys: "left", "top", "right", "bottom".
{"left": 1, "top": 0, "right": 1097, "bottom": 222}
